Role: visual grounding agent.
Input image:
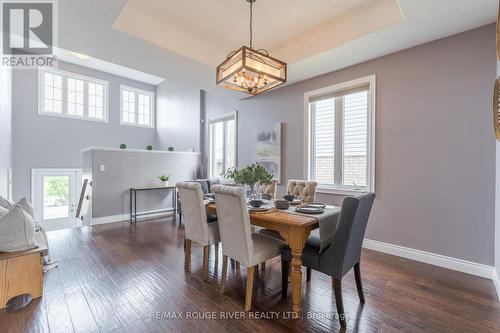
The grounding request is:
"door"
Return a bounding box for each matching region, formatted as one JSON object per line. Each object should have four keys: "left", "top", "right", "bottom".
{"left": 32, "top": 169, "right": 82, "bottom": 231}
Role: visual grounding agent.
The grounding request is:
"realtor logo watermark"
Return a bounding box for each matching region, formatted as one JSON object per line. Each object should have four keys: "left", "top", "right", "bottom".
{"left": 1, "top": 0, "right": 57, "bottom": 68}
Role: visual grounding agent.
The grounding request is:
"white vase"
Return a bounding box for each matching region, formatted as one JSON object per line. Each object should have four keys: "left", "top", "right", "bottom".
{"left": 161, "top": 180, "right": 169, "bottom": 187}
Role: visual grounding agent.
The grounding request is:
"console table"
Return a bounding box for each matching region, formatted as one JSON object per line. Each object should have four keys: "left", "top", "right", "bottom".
{"left": 129, "top": 186, "right": 177, "bottom": 223}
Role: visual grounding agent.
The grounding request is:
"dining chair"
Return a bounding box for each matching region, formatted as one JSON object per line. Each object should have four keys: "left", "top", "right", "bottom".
{"left": 177, "top": 182, "right": 221, "bottom": 281}
{"left": 177, "top": 179, "right": 219, "bottom": 223}
{"left": 257, "top": 179, "right": 278, "bottom": 200}
{"left": 286, "top": 180, "right": 318, "bottom": 203}
{"left": 211, "top": 184, "right": 286, "bottom": 311}
{"left": 259, "top": 179, "right": 318, "bottom": 243}
{"left": 281, "top": 192, "right": 375, "bottom": 328}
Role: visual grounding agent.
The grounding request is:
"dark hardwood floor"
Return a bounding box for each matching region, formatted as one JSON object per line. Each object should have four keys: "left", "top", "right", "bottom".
{"left": 1, "top": 216, "right": 500, "bottom": 332}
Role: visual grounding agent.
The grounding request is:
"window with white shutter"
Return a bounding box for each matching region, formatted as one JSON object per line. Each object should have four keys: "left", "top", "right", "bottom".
{"left": 305, "top": 75, "right": 375, "bottom": 194}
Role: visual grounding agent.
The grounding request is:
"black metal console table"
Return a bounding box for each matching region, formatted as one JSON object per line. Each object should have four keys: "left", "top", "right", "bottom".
{"left": 129, "top": 186, "right": 177, "bottom": 223}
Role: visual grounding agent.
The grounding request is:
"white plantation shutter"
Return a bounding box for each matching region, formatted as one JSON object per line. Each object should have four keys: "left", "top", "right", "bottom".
{"left": 311, "top": 98, "right": 335, "bottom": 184}
{"left": 308, "top": 84, "right": 371, "bottom": 191}
{"left": 343, "top": 91, "right": 368, "bottom": 187}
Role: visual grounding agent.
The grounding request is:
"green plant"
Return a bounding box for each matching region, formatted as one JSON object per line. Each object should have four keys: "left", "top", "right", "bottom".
{"left": 158, "top": 174, "right": 170, "bottom": 182}
{"left": 44, "top": 176, "right": 69, "bottom": 206}
{"left": 221, "top": 163, "right": 273, "bottom": 187}
{"left": 119, "top": 144, "right": 127, "bottom": 149}
{"left": 168, "top": 146, "right": 175, "bottom": 151}
{"left": 146, "top": 145, "right": 153, "bottom": 151}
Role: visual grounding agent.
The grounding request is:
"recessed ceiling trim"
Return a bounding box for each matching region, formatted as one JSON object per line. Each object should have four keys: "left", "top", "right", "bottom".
{"left": 55, "top": 48, "right": 165, "bottom": 85}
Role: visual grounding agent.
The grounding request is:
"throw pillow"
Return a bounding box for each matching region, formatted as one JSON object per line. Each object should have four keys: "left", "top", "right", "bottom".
{"left": 0, "top": 205, "right": 36, "bottom": 252}
{"left": 17, "top": 197, "right": 34, "bottom": 218}
{"left": 0, "top": 196, "right": 13, "bottom": 209}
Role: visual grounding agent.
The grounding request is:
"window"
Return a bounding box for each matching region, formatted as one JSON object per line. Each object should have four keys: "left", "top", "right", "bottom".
{"left": 305, "top": 75, "right": 375, "bottom": 194}
{"left": 209, "top": 113, "right": 237, "bottom": 178}
{"left": 38, "top": 68, "right": 108, "bottom": 122}
{"left": 120, "top": 86, "right": 155, "bottom": 128}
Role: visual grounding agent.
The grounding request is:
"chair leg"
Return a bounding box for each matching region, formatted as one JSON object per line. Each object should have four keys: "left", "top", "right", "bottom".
{"left": 333, "top": 277, "right": 346, "bottom": 328}
{"left": 221, "top": 255, "right": 228, "bottom": 295}
{"left": 202, "top": 245, "right": 209, "bottom": 281}
{"left": 287, "top": 262, "right": 291, "bottom": 282}
{"left": 281, "top": 259, "right": 289, "bottom": 298}
{"left": 184, "top": 239, "right": 191, "bottom": 272}
{"left": 245, "top": 266, "right": 255, "bottom": 311}
{"left": 261, "top": 262, "right": 266, "bottom": 271}
{"left": 306, "top": 267, "right": 311, "bottom": 282}
{"left": 354, "top": 262, "right": 365, "bottom": 303}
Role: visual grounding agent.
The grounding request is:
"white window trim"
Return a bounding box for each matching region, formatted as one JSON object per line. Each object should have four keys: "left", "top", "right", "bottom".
{"left": 208, "top": 111, "right": 238, "bottom": 179}
{"left": 119, "top": 85, "right": 156, "bottom": 129}
{"left": 38, "top": 68, "right": 109, "bottom": 123}
{"left": 303, "top": 74, "right": 376, "bottom": 195}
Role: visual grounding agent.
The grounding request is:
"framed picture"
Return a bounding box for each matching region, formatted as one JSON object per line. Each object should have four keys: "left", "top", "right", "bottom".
{"left": 494, "top": 78, "right": 500, "bottom": 141}
{"left": 497, "top": 4, "right": 500, "bottom": 61}
{"left": 254, "top": 123, "right": 283, "bottom": 183}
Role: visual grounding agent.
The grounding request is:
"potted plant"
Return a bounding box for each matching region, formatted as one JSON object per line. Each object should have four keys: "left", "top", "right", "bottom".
{"left": 119, "top": 144, "right": 127, "bottom": 149}
{"left": 146, "top": 145, "right": 153, "bottom": 151}
{"left": 158, "top": 174, "right": 171, "bottom": 187}
{"left": 168, "top": 146, "right": 175, "bottom": 152}
{"left": 221, "top": 163, "right": 273, "bottom": 199}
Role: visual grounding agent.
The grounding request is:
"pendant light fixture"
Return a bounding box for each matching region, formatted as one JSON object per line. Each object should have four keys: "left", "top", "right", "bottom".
{"left": 216, "top": 0, "right": 287, "bottom": 95}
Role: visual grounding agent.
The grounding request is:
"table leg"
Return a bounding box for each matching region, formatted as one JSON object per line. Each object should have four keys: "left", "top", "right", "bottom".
{"left": 134, "top": 190, "right": 137, "bottom": 223}
{"left": 281, "top": 227, "right": 310, "bottom": 316}
{"left": 129, "top": 189, "right": 132, "bottom": 223}
{"left": 291, "top": 249, "right": 303, "bottom": 315}
{"left": 173, "top": 189, "right": 177, "bottom": 214}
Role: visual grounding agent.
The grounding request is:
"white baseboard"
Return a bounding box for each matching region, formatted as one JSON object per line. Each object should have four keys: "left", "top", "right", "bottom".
{"left": 91, "top": 211, "right": 175, "bottom": 225}
{"left": 492, "top": 269, "right": 500, "bottom": 302}
{"left": 363, "top": 239, "right": 494, "bottom": 280}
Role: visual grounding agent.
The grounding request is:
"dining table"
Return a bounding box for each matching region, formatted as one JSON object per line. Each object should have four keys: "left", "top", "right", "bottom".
{"left": 206, "top": 202, "right": 339, "bottom": 316}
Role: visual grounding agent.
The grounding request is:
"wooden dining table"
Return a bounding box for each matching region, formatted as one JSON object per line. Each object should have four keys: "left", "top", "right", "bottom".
{"left": 206, "top": 202, "right": 336, "bottom": 316}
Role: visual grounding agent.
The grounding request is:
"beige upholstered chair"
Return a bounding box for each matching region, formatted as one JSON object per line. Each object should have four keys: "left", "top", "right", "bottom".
{"left": 259, "top": 180, "right": 318, "bottom": 250}
{"left": 257, "top": 179, "right": 278, "bottom": 199}
{"left": 286, "top": 180, "right": 318, "bottom": 203}
{"left": 212, "top": 184, "right": 285, "bottom": 311}
{"left": 177, "top": 182, "right": 220, "bottom": 281}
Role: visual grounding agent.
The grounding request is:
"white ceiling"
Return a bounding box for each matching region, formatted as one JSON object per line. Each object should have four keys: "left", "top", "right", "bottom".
{"left": 113, "top": 0, "right": 402, "bottom": 65}
{"left": 57, "top": 0, "right": 497, "bottom": 98}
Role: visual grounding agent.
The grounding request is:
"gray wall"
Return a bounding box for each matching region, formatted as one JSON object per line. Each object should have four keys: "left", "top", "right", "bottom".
{"left": 11, "top": 61, "right": 157, "bottom": 200}
{"left": 206, "top": 24, "right": 496, "bottom": 265}
{"left": 83, "top": 148, "right": 200, "bottom": 218}
{"left": 0, "top": 67, "right": 12, "bottom": 199}
{"left": 156, "top": 80, "right": 201, "bottom": 152}
{"left": 495, "top": 59, "right": 500, "bottom": 283}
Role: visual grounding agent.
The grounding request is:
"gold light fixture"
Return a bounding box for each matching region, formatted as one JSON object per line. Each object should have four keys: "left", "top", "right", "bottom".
{"left": 216, "top": 0, "right": 287, "bottom": 95}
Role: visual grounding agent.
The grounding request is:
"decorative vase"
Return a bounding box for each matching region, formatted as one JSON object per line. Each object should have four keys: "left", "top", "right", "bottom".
{"left": 247, "top": 183, "right": 260, "bottom": 200}
{"left": 161, "top": 180, "right": 169, "bottom": 187}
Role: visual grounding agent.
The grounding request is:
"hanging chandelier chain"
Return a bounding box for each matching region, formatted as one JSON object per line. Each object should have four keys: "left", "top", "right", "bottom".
{"left": 249, "top": 0, "right": 253, "bottom": 48}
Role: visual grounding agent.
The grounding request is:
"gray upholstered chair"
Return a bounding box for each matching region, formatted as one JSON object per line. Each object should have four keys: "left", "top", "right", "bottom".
{"left": 177, "top": 182, "right": 221, "bottom": 281}
{"left": 281, "top": 192, "right": 375, "bottom": 328}
{"left": 212, "top": 184, "right": 286, "bottom": 311}
{"left": 286, "top": 180, "right": 318, "bottom": 203}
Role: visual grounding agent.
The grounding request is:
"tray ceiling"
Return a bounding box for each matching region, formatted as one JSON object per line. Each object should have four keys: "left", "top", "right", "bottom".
{"left": 113, "top": 0, "right": 403, "bottom": 65}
